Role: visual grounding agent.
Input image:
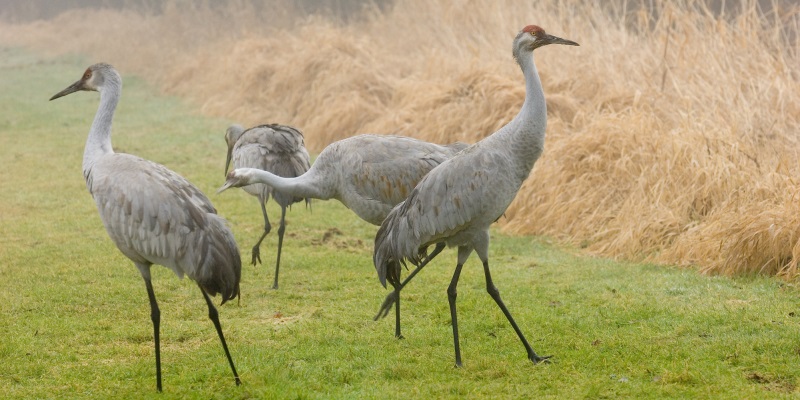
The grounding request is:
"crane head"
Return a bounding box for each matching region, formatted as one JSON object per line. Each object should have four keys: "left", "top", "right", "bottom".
{"left": 217, "top": 168, "right": 252, "bottom": 194}
{"left": 514, "top": 25, "right": 579, "bottom": 58}
{"left": 224, "top": 124, "right": 246, "bottom": 176}
{"left": 50, "top": 63, "right": 121, "bottom": 101}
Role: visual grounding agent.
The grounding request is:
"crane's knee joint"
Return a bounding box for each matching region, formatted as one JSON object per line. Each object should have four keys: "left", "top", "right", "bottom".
{"left": 207, "top": 306, "right": 219, "bottom": 321}
{"left": 447, "top": 286, "right": 458, "bottom": 299}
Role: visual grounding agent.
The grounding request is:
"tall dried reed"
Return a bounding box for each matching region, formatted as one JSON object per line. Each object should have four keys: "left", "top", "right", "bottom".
{"left": 2, "top": 0, "right": 798, "bottom": 277}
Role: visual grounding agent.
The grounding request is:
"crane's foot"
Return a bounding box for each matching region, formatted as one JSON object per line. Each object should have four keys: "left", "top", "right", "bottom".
{"left": 251, "top": 246, "right": 262, "bottom": 266}
{"left": 530, "top": 353, "right": 553, "bottom": 364}
{"left": 373, "top": 291, "right": 398, "bottom": 321}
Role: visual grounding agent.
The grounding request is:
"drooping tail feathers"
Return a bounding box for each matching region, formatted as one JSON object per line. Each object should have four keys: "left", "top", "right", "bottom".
{"left": 196, "top": 214, "right": 242, "bottom": 304}
{"left": 373, "top": 201, "right": 426, "bottom": 289}
{"left": 374, "top": 206, "right": 399, "bottom": 288}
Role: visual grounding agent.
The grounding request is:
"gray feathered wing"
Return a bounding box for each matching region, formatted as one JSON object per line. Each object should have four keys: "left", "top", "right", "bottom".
{"left": 89, "top": 153, "right": 241, "bottom": 302}
{"left": 374, "top": 144, "right": 494, "bottom": 287}
{"left": 346, "top": 136, "right": 467, "bottom": 217}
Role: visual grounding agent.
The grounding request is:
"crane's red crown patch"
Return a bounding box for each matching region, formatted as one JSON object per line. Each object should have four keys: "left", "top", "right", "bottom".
{"left": 522, "top": 25, "right": 544, "bottom": 35}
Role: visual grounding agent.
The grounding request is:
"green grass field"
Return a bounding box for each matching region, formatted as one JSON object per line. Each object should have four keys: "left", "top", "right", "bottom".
{"left": 2, "top": 49, "right": 800, "bottom": 399}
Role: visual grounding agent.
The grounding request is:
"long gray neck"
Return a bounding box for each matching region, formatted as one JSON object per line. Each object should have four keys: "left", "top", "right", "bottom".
{"left": 246, "top": 166, "right": 333, "bottom": 200}
{"left": 498, "top": 49, "right": 547, "bottom": 178}
{"left": 519, "top": 51, "right": 546, "bottom": 133}
{"left": 83, "top": 82, "right": 119, "bottom": 184}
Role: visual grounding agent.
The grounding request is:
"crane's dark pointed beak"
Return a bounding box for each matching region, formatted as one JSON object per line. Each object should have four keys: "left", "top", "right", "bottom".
{"left": 217, "top": 178, "right": 235, "bottom": 194}
{"left": 224, "top": 150, "right": 233, "bottom": 177}
{"left": 545, "top": 34, "right": 579, "bottom": 47}
{"left": 50, "top": 79, "right": 84, "bottom": 101}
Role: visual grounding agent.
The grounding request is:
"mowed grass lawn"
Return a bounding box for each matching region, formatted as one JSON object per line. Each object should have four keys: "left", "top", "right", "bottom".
{"left": 2, "top": 48, "right": 800, "bottom": 399}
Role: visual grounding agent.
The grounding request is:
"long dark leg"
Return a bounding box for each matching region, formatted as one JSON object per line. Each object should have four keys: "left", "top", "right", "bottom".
{"left": 271, "top": 205, "right": 288, "bottom": 289}
{"left": 374, "top": 242, "right": 446, "bottom": 321}
{"left": 251, "top": 198, "right": 271, "bottom": 266}
{"left": 388, "top": 280, "right": 403, "bottom": 339}
{"left": 447, "top": 262, "right": 465, "bottom": 368}
{"left": 199, "top": 285, "right": 241, "bottom": 385}
{"left": 143, "top": 277, "right": 162, "bottom": 392}
{"left": 400, "top": 242, "right": 446, "bottom": 292}
{"left": 482, "top": 260, "right": 550, "bottom": 364}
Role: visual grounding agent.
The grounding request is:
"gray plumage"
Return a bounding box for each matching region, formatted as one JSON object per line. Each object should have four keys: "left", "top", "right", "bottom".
{"left": 50, "top": 63, "right": 241, "bottom": 391}
{"left": 220, "top": 134, "right": 466, "bottom": 224}
{"left": 373, "top": 25, "right": 579, "bottom": 367}
{"left": 224, "top": 123, "right": 310, "bottom": 289}
{"left": 218, "top": 133, "right": 467, "bottom": 338}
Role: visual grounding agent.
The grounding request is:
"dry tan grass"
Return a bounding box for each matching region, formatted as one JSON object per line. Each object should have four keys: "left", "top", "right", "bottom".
{"left": 3, "top": 0, "right": 799, "bottom": 278}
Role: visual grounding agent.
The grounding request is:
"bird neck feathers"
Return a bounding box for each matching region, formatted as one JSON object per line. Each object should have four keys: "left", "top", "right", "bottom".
{"left": 83, "top": 81, "right": 120, "bottom": 185}
{"left": 498, "top": 46, "right": 547, "bottom": 178}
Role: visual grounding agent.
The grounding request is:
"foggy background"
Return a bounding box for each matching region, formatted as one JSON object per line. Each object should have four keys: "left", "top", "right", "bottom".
{"left": 0, "top": 0, "right": 798, "bottom": 278}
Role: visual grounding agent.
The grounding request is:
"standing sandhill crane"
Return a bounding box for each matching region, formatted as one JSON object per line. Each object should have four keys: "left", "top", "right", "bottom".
{"left": 50, "top": 63, "right": 241, "bottom": 391}
{"left": 224, "top": 123, "right": 310, "bottom": 289}
{"left": 373, "top": 25, "right": 579, "bottom": 367}
{"left": 218, "top": 134, "right": 467, "bottom": 337}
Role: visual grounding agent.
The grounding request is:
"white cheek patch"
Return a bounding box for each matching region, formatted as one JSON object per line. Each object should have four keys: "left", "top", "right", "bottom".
{"left": 85, "top": 78, "right": 100, "bottom": 91}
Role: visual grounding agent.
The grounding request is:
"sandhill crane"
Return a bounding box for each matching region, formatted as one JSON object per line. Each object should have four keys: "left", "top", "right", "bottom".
{"left": 218, "top": 134, "right": 467, "bottom": 337}
{"left": 224, "top": 123, "right": 310, "bottom": 289}
{"left": 50, "top": 63, "right": 241, "bottom": 391}
{"left": 373, "top": 25, "right": 579, "bottom": 367}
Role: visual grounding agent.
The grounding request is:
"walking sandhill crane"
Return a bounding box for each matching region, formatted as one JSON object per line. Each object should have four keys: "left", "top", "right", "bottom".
{"left": 224, "top": 123, "right": 310, "bottom": 289}
{"left": 373, "top": 25, "right": 579, "bottom": 367}
{"left": 50, "top": 63, "right": 241, "bottom": 391}
{"left": 218, "top": 134, "right": 467, "bottom": 337}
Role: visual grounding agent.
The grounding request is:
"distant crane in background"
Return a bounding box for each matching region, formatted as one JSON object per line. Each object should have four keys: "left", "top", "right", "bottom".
{"left": 373, "top": 25, "right": 579, "bottom": 367}
{"left": 219, "top": 134, "right": 467, "bottom": 338}
{"left": 224, "top": 123, "right": 311, "bottom": 289}
{"left": 51, "top": 63, "right": 241, "bottom": 391}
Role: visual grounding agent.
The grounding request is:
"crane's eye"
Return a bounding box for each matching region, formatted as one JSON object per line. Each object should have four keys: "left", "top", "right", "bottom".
{"left": 82, "top": 69, "right": 92, "bottom": 80}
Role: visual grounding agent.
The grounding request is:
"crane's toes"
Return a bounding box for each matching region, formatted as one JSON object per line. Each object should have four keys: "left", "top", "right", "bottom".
{"left": 373, "top": 291, "right": 398, "bottom": 321}
{"left": 251, "top": 247, "right": 262, "bottom": 266}
{"left": 373, "top": 306, "right": 391, "bottom": 321}
{"left": 531, "top": 354, "right": 553, "bottom": 364}
{"left": 373, "top": 303, "right": 393, "bottom": 321}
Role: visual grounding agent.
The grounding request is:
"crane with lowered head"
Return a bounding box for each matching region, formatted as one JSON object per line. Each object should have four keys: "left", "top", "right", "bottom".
{"left": 219, "top": 133, "right": 467, "bottom": 338}
{"left": 224, "top": 123, "right": 311, "bottom": 289}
